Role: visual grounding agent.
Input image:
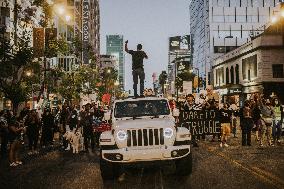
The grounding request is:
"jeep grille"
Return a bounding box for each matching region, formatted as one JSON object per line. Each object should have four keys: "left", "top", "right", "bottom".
{"left": 127, "top": 128, "right": 164, "bottom": 147}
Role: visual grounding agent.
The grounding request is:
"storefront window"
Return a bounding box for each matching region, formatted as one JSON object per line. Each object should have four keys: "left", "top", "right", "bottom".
{"left": 226, "top": 67, "right": 230, "bottom": 84}
{"left": 231, "top": 66, "right": 235, "bottom": 84}
{"left": 235, "top": 64, "right": 240, "bottom": 84}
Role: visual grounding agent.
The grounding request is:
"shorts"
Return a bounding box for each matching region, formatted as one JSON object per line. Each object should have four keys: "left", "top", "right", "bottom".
{"left": 221, "top": 123, "right": 231, "bottom": 136}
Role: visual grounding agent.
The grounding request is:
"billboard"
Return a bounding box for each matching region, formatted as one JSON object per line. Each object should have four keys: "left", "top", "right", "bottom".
{"left": 169, "top": 35, "right": 191, "bottom": 52}
{"left": 33, "top": 28, "right": 44, "bottom": 58}
{"left": 45, "top": 28, "right": 57, "bottom": 58}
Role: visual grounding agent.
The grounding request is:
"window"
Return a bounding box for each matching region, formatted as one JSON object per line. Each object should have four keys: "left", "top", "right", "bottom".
{"left": 272, "top": 64, "right": 284, "bottom": 78}
{"left": 226, "top": 67, "right": 230, "bottom": 84}
{"left": 242, "top": 55, "right": 257, "bottom": 80}
{"left": 236, "top": 65, "right": 240, "bottom": 84}
{"left": 230, "top": 66, "right": 235, "bottom": 84}
{"left": 214, "top": 46, "right": 225, "bottom": 53}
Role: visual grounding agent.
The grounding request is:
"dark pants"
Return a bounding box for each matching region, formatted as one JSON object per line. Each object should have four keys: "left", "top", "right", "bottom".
{"left": 0, "top": 130, "right": 8, "bottom": 157}
{"left": 41, "top": 127, "right": 52, "bottom": 146}
{"left": 272, "top": 120, "right": 282, "bottom": 141}
{"left": 27, "top": 128, "right": 39, "bottom": 150}
{"left": 241, "top": 118, "right": 253, "bottom": 146}
{"left": 83, "top": 126, "right": 95, "bottom": 151}
{"left": 132, "top": 68, "right": 145, "bottom": 96}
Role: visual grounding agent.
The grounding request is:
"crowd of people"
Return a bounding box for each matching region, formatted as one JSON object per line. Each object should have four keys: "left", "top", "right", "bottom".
{"left": 0, "top": 102, "right": 107, "bottom": 167}
{"left": 169, "top": 93, "right": 283, "bottom": 148}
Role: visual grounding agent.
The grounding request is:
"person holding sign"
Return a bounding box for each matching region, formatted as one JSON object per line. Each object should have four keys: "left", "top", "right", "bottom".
{"left": 219, "top": 103, "right": 232, "bottom": 147}
{"left": 125, "top": 40, "right": 148, "bottom": 98}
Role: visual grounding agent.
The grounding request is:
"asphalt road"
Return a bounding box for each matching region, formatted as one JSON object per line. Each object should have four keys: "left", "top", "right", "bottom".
{"left": 1, "top": 136, "right": 284, "bottom": 189}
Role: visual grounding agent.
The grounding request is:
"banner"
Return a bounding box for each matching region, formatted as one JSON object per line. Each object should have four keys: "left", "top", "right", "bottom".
{"left": 169, "top": 35, "right": 191, "bottom": 52}
{"left": 82, "top": 0, "right": 90, "bottom": 64}
{"left": 169, "top": 36, "right": 181, "bottom": 52}
{"left": 33, "top": 28, "right": 44, "bottom": 57}
{"left": 45, "top": 28, "right": 57, "bottom": 58}
{"left": 179, "top": 110, "right": 221, "bottom": 136}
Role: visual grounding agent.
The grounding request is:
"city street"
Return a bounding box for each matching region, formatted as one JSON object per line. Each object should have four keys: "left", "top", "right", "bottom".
{"left": 1, "top": 135, "right": 283, "bottom": 189}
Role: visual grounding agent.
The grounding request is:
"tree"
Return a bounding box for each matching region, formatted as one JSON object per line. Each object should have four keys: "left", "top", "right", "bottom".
{"left": 57, "top": 65, "right": 99, "bottom": 104}
{"left": 175, "top": 71, "right": 195, "bottom": 93}
{"left": 159, "top": 71, "right": 168, "bottom": 94}
{"left": 0, "top": 30, "right": 40, "bottom": 112}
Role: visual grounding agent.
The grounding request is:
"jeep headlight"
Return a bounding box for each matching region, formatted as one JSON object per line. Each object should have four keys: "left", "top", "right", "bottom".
{"left": 116, "top": 130, "right": 127, "bottom": 141}
{"left": 164, "top": 128, "right": 174, "bottom": 138}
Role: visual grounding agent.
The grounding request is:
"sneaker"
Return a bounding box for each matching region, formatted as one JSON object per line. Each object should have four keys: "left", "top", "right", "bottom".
{"left": 28, "top": 151, "right": 33, "bottom": 155}
{"left": 10, "top": 162, "right": 18, "bottom": 167}
{"left": 34, "top": 150, "right": 39, "bottom": 154}
{"left": 224, "top": 143, "right": 229, "bottom": 147}
{"left": 118, "top": 173, "right": 126, "bottom": 182}
{"left": 220, "top": 143, "right": 223, "bottom": 147}
{"left": 65, "top": 147, "right": 70, "bottom": 151}
{"left": 16, "top": 161, "right": 23, "bottom": 165}
{"left": 260, "top": 143, "right": 264, "bottom": 147}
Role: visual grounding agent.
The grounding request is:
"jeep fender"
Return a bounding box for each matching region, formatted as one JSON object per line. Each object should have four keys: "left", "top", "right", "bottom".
{"left": 100, "top": 131, "right": 116, "bottom": 146}
{"left": 176, "top": 127, "right": 191, "bottom": 141}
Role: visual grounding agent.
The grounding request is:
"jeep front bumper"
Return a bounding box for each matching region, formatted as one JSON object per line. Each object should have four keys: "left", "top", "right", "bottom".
{"left": 101, "top": 145, "right": 191, "bottom": 162}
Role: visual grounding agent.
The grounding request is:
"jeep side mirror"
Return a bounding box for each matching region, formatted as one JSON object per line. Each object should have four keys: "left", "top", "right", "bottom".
{"left": 172, "top": 108, "right": 180, "bottom": 117}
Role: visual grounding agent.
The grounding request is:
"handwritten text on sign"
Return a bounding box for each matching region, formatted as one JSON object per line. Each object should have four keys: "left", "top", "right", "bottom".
{"left": 179, "top": 110, "right": 220, "bottom": 136}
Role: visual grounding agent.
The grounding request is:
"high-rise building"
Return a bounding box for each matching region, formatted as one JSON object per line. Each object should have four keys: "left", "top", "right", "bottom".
{"left": 189, "top": 0, "right": 282, "bottom": 85}
{"left": 106, "top": 35, "right": 125, "bottom": 90}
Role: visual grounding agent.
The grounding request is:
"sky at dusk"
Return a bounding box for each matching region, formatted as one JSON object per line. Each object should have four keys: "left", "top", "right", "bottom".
{"left": 100, "top": 0, "right": 190, "bottom": 92}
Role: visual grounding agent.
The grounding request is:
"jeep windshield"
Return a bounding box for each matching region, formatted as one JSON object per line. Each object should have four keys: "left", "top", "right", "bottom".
{"left": 114, "top": 99, "right": 170, "bottom": 118}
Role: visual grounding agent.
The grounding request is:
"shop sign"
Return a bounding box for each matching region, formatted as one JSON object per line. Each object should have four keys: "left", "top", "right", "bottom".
{"left": 228, "top": 88, "right": 242, "bottom": 94}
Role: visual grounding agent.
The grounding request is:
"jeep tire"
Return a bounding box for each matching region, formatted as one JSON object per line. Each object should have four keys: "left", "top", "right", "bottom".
{"left": 175, "top": 152, "right": 192, "bottom": 176}
{"left": 100, "top": 156, "right": 120, "bottom": 180}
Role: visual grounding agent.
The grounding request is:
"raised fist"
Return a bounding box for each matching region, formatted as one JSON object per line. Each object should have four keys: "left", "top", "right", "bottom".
{"left": 125, "top": 40, "right": 128, "bottom": 44}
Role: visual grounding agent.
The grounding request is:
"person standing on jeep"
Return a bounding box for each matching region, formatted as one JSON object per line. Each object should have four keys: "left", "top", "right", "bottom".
{"left": 125, "top": 40, "right": 148, "bottom": 97}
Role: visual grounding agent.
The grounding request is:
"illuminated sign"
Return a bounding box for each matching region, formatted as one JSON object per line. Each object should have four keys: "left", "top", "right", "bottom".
{"left": 82, "top": 0, "right": 90, "bottom": 64}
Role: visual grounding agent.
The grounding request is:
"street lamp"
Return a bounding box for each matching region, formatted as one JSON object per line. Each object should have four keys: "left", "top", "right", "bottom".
{"left": 26, "top": 71, "right": 32, "bottom": 77}
{"left": 190, "top": 67, "right": 200, "bottom": 93}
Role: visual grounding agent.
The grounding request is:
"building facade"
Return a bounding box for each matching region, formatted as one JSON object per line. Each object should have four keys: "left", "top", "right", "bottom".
{"left": 99, "top": 54, "right": 118, "bottom": 72}
{"left": 213, "top": 18, "right": 284, "bottom": 106}
{"left": 190, "top": 0, "right": 282, "bottom": 86}
{"left": 106, "top": 35, "right": 125, "bottom": 90}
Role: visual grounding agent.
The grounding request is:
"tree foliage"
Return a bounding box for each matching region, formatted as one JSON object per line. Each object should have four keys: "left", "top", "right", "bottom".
{"left": 159, "top": 71, "right": 168, "bottom": 94}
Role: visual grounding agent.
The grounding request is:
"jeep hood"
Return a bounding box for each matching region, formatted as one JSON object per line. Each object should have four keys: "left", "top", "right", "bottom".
{"left": 113, "top": 117, "right": 175, "bottom": 130}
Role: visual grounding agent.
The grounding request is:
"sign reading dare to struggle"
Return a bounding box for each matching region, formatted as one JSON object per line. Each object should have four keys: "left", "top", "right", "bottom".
{"left": 179, "top": 110, "right": 221, "bottom": 136}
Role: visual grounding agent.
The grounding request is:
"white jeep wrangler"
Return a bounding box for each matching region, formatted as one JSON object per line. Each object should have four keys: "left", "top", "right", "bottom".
{"left": 99, "top": 97, "right": 192, "bottom": 179}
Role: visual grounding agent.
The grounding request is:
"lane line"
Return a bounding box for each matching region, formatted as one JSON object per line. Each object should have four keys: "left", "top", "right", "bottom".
{"left": 251, "top": 166, "right": 284, "bottom": 186}
{"left": 204, "top": 144, "right": 284, "bottom": 189}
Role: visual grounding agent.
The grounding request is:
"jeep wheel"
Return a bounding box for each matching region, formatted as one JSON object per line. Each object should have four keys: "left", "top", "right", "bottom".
{"left": 175, "top": 153, "right": 192, "bottom": 176}
{"left": 100, "top": 157, "right": 120, "bottom": 180}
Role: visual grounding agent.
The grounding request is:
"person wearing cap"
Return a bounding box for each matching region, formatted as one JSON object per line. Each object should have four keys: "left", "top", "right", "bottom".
{"left": 259, "top": 98, "right": 275, "bottom": 146}
{"left": 272, "top": 98, "right": 283, "bottom": 144}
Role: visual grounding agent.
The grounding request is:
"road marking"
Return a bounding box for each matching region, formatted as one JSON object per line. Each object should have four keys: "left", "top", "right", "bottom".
{"left": 251, "top": 167, "right": 284, "bottom": 186}
{"left": 204, "top": 144, "right": 284, "bottom": 189}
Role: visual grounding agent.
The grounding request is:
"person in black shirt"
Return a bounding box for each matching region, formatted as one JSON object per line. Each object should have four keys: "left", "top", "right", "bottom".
{"left": 125, "top": 40, "right": 148, "bottom": 97}
{"left": 219, "top": 103, "right": 232, "bottom": 147}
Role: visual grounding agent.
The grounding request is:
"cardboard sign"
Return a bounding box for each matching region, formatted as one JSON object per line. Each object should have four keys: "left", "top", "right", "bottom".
{"left": 179, "top": 110, "right": 221, "bottom": 136}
